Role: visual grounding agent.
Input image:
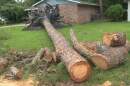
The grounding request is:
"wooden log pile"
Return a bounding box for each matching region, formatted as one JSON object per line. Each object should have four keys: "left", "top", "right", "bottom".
{"left": 1, "top": 18, "right": 130, "bottom": 83}
{"left": 70, "top": 30, "right": 129, "bottom": 70}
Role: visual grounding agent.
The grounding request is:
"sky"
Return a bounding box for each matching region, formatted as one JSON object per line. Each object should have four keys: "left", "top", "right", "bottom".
{"left": 15, "top": 0, "right": 24, "bottom": 3}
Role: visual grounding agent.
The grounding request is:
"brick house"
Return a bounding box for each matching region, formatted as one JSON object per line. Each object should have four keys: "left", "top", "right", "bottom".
{"left": 26, "top": 0, "right": 99, "bottom": 24}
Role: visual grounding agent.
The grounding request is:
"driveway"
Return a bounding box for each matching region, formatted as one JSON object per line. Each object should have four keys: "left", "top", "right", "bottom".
{"left": 0, "top": 24, "right": 27, "bottom": 29}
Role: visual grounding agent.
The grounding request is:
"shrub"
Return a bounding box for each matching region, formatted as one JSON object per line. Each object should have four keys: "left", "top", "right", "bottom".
{"left": 0, "top": 3, "right": 26, "bottom": 23}
{"left": 105, "top": 4, "right": 124, "bottom": 21}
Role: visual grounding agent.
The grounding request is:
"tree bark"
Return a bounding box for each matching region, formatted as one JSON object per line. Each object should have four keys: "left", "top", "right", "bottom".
{"left": 42, "top": 17, "right": 91, "bottom": 82}
{"left": 103, "top": 32, "right": 126, "bottom": 47}
{"left": 70, "top": 29, "right": 128, "bottom": 70}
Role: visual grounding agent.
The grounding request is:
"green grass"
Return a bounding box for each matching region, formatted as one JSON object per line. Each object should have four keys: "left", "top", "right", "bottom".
{"left": 0, "top": 26, "right": 54, "bottom": 51}
{"left": 0, "top": 22, "right": 130, "bottom": 86}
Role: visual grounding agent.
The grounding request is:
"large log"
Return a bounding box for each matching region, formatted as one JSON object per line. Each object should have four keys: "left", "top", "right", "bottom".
{"left": 42, "top": 17, "right": 91, "bottom": 82}
{"left": 70, "top": 29, "right": 128, "bottom": 70}
{"left": 103, "top": 32, "right": 126, "bottom": 47}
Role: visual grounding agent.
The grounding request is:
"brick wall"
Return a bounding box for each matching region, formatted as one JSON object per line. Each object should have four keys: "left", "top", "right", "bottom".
{"left": 59, "top": 4, "right": 99, "bottom": 24}
{"left": 77, "top": 5, "right": 98, "bottom": 23}
{"left": 59, "top": 4, "right": 79, "bottom": 24}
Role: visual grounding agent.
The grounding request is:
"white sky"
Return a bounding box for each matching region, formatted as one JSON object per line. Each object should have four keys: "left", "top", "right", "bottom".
{"left": 15, "top": 0, "right": 24, "bottom": 3}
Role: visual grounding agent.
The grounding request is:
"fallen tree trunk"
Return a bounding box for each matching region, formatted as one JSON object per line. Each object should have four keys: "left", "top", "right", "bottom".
{"left": 103, "top": 32, "right": 126, "bottom": 47}
{"left": 70, "top": 29, "right": 128, "bottom": 70}
{"left": 42, "top": 17, "right": 91, "bottom": 82}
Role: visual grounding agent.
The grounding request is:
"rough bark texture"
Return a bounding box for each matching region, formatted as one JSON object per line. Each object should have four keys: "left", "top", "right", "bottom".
{"left": 42, "top": 17, "right": 91, "bottom": 82}
{"left": 96, "top": 46, "right": 128, "bottom": 69}
{"left": 80, "top": 41, "right": 101, "bottom": 53}
{"left": 103, "top": 32, "right": 126, "bottom": 47}
{"left": 70, "top": 29, "right": 128, "bottom": 70}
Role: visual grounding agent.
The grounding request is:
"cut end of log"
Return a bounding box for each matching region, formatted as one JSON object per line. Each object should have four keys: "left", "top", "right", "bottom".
{"left": 70, "top": 61, "right": 91, "bottom": 82}
{"left": 91, "top": 54, "right": 109, "bottom": 70}
{"left": 103, "top": 32, "right": 126, "bottom": 47}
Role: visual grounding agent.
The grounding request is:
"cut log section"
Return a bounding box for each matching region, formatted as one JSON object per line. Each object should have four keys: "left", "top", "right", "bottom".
{"left": 42, "top": 17, "right": 91, "bottom": 82}
{"left": 70, "top": 29, "right": 128, "bottom": 70}
{"left": 103, "top": 32, "right": 126, "bottom": 47}
{"left": 0, "top": 58, "right": 8, "bottom": 69}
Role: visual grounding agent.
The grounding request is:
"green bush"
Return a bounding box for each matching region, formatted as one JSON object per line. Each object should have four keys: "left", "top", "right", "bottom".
{"left": 105, "top": 4, "right": 124, "bottom": 21}
{"left": 0, "top": 3, "right": 26, "bottom": 23}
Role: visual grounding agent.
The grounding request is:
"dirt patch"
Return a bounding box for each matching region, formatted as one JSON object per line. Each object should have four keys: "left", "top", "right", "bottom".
{"left": 0, "top": 76, "right": 35, "bottom": 86}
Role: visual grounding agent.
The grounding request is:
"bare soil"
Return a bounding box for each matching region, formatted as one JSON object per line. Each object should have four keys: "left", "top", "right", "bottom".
{"left": 0, "top": 76, "right": 35, "bottom": 86}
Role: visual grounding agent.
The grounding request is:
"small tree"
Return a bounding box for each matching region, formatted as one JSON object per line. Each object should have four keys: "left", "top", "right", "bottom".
{"left": 0, "top": 3, "right": 26, "bottom": 23}
{"left": 105, "top": 4, "right": 124, "bottom": 21}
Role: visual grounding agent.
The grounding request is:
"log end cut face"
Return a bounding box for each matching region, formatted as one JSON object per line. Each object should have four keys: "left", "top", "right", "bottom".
{"left": 91, "top": 54, "right": 109, "bottom": 70}
{"left": 70, "top": 61, "right": 91, "bottom": 82}
{"left": 103, "top": 32, "right": 126, "bottom": 47}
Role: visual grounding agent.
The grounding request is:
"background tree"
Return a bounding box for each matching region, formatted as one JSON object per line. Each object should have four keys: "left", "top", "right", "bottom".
{"left": 105, "top": 4, "right": 124, "bottom": 21}
{"left": 24, "top": 0, "right": 41, "bottom": 7}
{"left": 0, "top": 3, "right": 26, "bottom": 23}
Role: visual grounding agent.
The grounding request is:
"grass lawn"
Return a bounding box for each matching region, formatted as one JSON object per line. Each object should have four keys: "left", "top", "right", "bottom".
{"left": 0, "top": 22, "right": 130, "bottom": 86}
